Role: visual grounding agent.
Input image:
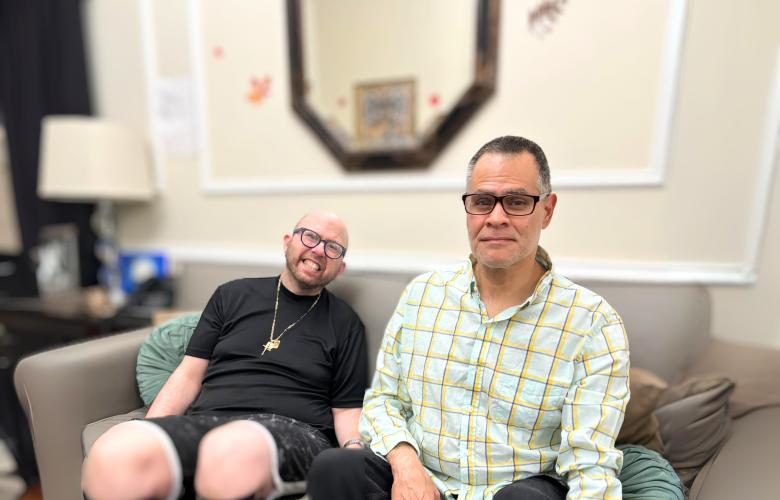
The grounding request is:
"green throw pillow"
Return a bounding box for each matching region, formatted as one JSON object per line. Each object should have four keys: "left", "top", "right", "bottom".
{"left": 618, "top": 444, "right": 685, "bottom": 500}
{"left": 136, "top": 313, "right": 201, "bottom": 406}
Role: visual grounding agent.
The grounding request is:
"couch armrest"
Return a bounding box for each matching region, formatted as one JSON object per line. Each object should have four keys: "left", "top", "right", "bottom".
{"left": 689, "top": 406, "right": 780, "bottom": 500}
{"left": 13, "top": 328, "right": 152, "bottom": 500}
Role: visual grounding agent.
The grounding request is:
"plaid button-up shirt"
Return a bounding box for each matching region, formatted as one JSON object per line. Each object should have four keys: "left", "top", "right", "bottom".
{"left": 360, "top": 248, "right": 630, "bottom": 499}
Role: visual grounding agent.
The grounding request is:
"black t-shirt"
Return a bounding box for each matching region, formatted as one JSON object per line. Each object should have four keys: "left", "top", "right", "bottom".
{"left": 185, "top": 277, "right": 368, "bottom": 444}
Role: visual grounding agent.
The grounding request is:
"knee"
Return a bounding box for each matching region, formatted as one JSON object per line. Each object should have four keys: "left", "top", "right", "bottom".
{"left": 308, "top": 448, "right": 377, "bottom": 500}
{"left": 195, "top": 421, "right": 274, "bottom": 498}
{"left": 82, "top": 422, "right": 172, "bottom": 499}
{"left": 308, "top": 448, "right": 363, "bottom": 483}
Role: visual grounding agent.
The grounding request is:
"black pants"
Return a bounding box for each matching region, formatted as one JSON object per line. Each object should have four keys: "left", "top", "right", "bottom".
{"left": 307, "top": 448, "right": 567, "bottom": 500}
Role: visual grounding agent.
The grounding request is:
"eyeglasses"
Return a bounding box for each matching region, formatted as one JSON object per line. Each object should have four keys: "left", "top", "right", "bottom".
{"left": 293, "top": 227, "right": 347, "bottom": 259}
{"left": 462, "top": 192, "right": 549, "bottom": 216}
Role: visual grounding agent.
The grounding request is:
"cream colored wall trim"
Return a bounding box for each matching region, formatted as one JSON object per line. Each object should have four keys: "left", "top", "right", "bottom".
{"left": 125, "top": 244, "right": 754, "bottom": 285}
{"left": 188, "top": 0, "right": 686, "bottom": 194}
{"left": 140, "top": 0, "right": 166, "bottom": 192}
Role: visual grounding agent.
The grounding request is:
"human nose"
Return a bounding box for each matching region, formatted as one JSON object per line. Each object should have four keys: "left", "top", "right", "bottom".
{"left": 309, "top": 240, "right": 327, "bottom": 256}
{"left": 485, "top": 200, "right": 510, "bottom": 224}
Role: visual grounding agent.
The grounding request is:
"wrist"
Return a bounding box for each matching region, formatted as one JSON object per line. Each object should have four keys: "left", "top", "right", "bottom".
{"left": 387, "top": 442, "right": 419, "bottom": 469}
{"left": 341, "top": 438, "right": 367, "bottom": 449}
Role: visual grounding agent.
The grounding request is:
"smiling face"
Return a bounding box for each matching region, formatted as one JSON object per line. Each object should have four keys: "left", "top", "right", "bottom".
{"left": 281, "top": 211, "right": 348, "bottom": 295}
{"left": 466, "top": 152, "right": 557, "bottom": 274}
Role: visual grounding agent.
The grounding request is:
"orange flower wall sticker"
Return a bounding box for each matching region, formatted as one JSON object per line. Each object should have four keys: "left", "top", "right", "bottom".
{"left": 247, "top": 75, "right": 272, "bottom": 105}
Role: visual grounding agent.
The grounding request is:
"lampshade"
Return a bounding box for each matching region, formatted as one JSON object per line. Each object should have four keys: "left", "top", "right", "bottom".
{"left": 38, "top": 116, "right": 154, "bottom": 202}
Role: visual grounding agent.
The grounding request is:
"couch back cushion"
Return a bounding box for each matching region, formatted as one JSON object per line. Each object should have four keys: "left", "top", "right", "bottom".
{"left": 173, "top": 262, "right": 712, "bottom": 381}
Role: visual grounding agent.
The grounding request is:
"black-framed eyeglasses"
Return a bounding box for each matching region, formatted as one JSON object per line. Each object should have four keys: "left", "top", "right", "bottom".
{"left": 462, "top": 192, "right": 549, "bottom": 216}
{"left": 293, "top": 227, "right": 347, "bottom": 259}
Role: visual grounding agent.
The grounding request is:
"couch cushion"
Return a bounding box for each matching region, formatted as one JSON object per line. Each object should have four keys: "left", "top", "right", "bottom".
{"left": 136, "top": 313, "right": 201, "bottom": 405}
{"left": 654, "top": 375, "right": 734, "bottom": 487}
{"left": 82, "top": 407, "right": 148, "bottom": 456}
{"left": 688, "top": 406, "right": 780, "bottom": 500}
{"left": 617, "top": 368, "right": 667, "bottom": 453}
{"left": 617, "top": 444, "right": 684, "bottom": 499}
{"left": 677, "top": 339, "right": 780, "bottom": 418}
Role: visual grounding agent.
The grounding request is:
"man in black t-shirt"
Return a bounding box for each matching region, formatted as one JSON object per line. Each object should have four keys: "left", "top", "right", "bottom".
{"left": 82, "top": 211, "right": 368, "bottom": 500}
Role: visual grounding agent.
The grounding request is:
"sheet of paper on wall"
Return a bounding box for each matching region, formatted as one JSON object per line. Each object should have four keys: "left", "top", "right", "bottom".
{"left": 155, "top": 76, "right": 200, "bottom": 158}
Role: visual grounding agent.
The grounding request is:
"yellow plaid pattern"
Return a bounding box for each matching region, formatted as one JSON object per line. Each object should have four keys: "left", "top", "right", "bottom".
{"left": 360, "top": 248, "right": 630, "bottom": 499}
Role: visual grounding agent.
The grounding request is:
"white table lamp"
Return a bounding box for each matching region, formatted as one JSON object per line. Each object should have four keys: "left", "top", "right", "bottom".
{"left": 37, "top": 116, "right": 155, "bottom": 304}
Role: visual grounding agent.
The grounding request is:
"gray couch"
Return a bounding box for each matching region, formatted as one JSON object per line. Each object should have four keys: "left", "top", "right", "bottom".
{"left": 14, "top": 268, "right": 780, "bottom": 500}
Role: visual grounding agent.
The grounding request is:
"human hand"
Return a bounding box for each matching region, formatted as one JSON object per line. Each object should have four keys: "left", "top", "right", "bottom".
{"left": 387, "top": 443, "right": 440, "bottom": 500}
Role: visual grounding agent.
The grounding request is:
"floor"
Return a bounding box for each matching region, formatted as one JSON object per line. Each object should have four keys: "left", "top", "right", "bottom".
{"left": 20, "top": 484, "right": 42, "bottom": 500}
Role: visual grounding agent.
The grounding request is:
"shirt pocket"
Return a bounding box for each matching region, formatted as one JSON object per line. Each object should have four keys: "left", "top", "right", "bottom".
{"left": 489, "top": 380, "right": 568, "bottom": 430}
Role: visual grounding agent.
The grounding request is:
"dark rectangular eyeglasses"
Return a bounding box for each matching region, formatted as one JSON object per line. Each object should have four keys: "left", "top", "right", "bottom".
{"left": 293, "top": 227, "right": 347, "bottom": 259}
{"left": 462, "top": 192, "right": 549, "bottom": 216}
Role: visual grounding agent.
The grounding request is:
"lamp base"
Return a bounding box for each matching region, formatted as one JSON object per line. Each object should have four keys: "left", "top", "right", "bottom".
{"left": 92, "top": 201, "right": 125, "bottom": 307}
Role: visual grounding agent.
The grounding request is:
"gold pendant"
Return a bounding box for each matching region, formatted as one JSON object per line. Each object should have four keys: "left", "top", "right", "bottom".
{"left": 261, "top": 339, "right": 280, "bottom": 355}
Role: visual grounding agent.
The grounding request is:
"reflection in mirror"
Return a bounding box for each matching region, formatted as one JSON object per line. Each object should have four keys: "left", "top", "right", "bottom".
{"left": 287, "top": 0, "right": 499, "bottom": 171}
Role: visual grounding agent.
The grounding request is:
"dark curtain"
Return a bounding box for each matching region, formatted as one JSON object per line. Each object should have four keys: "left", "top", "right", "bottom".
{"left": 0, "top": 0, "right": 98, "bottom": 485}
{"left": 0, "top": 0, "right": 98, "bottom": 297}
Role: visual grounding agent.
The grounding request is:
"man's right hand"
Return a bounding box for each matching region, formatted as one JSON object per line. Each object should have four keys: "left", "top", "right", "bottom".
{"left": 387, "top": 443, "right": 440, "bottom": 500}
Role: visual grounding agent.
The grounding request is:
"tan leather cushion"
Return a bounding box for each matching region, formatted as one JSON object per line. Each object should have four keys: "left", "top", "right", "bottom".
{"left": 617, "top": 367, "right": 667, "bottom": 453}
{"left": 676, "top": 339, "right": 780, "bottom": 418}
{"left": 82, "top": 408, "right": 148, "bottom": 457}
{"left": 688, "top": 406, "right": 780, "bottom": 500}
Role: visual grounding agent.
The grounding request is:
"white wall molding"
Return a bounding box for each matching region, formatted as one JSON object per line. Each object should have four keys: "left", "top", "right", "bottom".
{"left": 139, "top": 0, "right": 166, "bottom": 192}
{"left": 189, "top": 0, "right": 686, "bottom": 194}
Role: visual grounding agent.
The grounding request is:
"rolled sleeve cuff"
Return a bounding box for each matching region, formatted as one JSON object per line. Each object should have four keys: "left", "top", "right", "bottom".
{"left": 368, "top": 429, "right": 420, "bottom": 458}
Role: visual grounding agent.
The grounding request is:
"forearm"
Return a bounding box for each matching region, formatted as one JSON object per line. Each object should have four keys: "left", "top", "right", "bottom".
{"left": 558, "top": 318, "right": 630, "bottom": 498}
{"left": 360, "top": 381, "right": 420, "bottom": 455}
{"left": 146, "top": 356, "right": 208, "bottom": 417}
{"left": 332, "top": 407, "right": 362, "bottom": 447}
{"left": 146, "top": 372, "right": 201, "bottom": 417}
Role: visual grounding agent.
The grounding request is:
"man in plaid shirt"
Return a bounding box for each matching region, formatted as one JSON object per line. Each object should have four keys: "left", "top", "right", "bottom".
{"left": 309, "top": 136, "right": 630, "bottom": 500}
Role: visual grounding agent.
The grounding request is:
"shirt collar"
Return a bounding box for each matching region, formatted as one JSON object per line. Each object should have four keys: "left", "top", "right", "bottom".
{"left": 467, "top": 246, "right": 554, "bottom": 308}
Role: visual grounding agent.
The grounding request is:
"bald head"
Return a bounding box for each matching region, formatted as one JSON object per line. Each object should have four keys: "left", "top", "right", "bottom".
{"left": 293, "top": 210, "right": 349, "bottom": 248}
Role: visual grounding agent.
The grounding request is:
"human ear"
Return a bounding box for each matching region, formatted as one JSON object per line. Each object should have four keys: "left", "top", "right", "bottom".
{"left": 541, "top": 193, "right": 557, "bottom": 229}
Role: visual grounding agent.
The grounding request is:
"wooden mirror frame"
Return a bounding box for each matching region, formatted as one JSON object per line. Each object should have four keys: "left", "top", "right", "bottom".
{"left": 286, "top": 0, "right": 500, "bottom": 171}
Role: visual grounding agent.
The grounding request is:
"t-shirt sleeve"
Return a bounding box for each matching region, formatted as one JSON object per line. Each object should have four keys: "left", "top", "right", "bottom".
{"left": 330, "top": 311, "right": 368, "bottom": 408}
{"left": 185, "top": 285, "right": 225, "bottom": 359}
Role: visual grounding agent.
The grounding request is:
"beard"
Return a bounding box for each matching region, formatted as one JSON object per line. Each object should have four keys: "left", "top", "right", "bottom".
{"left": 284, "top": 246, "right": 333, "bottom": 292}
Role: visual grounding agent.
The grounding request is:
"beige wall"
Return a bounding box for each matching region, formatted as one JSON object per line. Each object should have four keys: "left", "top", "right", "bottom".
{"left": 84, "top": 0, "right": 780, "bottom": 348}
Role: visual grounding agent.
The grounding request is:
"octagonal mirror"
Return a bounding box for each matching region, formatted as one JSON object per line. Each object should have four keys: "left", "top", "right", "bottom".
{"left": 287, "top": 0, "right": 499, "bottom": 171}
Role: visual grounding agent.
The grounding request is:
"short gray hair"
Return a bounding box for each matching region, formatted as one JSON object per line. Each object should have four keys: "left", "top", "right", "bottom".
{"left": 466, "top": 136, "right": 551, "bottom": 193}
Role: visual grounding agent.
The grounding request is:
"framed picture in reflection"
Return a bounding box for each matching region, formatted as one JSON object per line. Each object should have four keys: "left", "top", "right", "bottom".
{"left": 355, "top": 79, "right": 415, "bottom": 150}
{"left": 34, "top": 223, "right": 80, "bottom": 295}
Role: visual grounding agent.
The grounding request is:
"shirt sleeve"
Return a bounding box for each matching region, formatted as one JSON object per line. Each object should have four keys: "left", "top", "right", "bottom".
{"left": 359, "top": 284, "right": 421, "bottom": 457}
{"left": 330, "top": 311, "right": 369, "bottom": 407}
{"left": 185, "top": 285, "right": 225, "bottom": 359}
{"left": 556, "top": 309, "right": 630, "bottom": 499}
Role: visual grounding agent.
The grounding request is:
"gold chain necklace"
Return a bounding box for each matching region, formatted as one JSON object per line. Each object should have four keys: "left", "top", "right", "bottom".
{"left": 261, "top": 277, "right": 321, "bottom": 356}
